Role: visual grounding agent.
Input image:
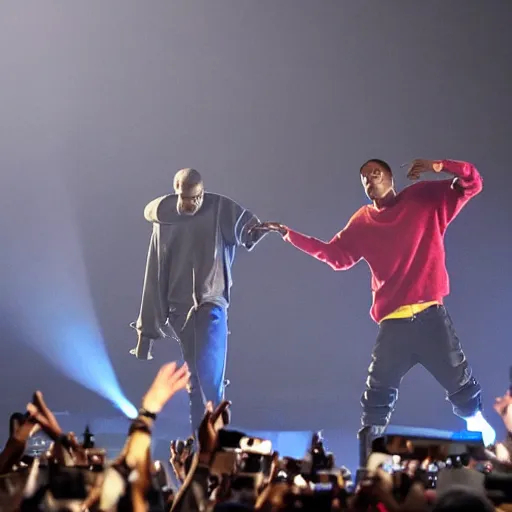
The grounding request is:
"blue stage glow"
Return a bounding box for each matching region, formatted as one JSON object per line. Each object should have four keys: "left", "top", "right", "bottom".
{"left": 450, "top": 430, "right": 482, "bottom": 441}
{"left": 55, "top": 321, "right": 138, "bottom": 418}
{"left": 3, "top": 174, "right": 137, "bottom": 419}
{"left": 24, "top": 314, "right": 137, "bottom": 418}
{"left": 465, "top": 411, "right": 496, "bottom": 447}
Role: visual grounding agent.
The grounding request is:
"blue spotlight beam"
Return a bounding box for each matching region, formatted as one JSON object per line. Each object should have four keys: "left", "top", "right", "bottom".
{"left": 5, "top": 175, "right": 137, "bottom": 418}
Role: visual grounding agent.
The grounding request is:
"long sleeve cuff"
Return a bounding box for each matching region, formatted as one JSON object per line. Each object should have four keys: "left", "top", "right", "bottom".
{"left": 441, "top": 159, "right": 481, "bottom": 182}
{"left": 244, "top": 224, "right": 268, "bottom": 250}
{"left": 441, "top": 159, "right": 483, "bottom": 194}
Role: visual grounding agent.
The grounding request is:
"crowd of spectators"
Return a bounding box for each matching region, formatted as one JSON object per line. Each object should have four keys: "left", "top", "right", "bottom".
{"left": 1, "top": 361, "right": 512, "bottom": 512}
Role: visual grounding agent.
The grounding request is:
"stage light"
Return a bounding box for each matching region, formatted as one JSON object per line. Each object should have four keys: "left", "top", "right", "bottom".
{"left": 4, "top": 174, "right": 136, "bottom": 419}
{"left": 465, "top": 411, "right": 496, "bottom": 447}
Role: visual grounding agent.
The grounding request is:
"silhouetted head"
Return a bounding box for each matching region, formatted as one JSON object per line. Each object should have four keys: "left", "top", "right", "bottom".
{"left": 433, "top": 486, "right": 494, "bottom": 512}
{"left": 359, "top": 159, "right": 395, "bottom": 204}
{"left": 173, "top": 168, "right": 204, "bottom": 216}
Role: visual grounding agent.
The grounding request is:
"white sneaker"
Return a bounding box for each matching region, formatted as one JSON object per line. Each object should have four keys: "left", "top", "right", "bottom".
{"left": 465, "top": 411, "right": 496, "bottom": 447}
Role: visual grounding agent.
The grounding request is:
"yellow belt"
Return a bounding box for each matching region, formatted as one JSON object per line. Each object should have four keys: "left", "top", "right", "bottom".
{"left": 380, "top": 301, "right": 440, "bottom": 322}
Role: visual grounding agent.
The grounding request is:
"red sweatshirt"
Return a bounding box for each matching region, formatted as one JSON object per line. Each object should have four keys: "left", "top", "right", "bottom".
{"left": 285, "top": 160, "right": 483, "bottom": 323}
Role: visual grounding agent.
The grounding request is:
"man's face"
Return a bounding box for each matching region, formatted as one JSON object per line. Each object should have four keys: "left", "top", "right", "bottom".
{"left": 360, "top": 162, "right": 393, "bottom": 201}
{"left": 175, "top": 182, "right": 204, "bottom": 216}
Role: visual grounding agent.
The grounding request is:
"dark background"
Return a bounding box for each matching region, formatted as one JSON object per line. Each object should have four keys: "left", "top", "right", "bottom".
{"left": 0, "top": 0, "right": 511, "bottom": 463}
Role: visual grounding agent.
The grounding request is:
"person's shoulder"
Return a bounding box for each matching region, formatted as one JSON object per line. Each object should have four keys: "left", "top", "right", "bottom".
{"left": 198, "top": 192, "right": 231, "bottom": 212}
{"left": 400, "top": 179, "right": 453, "bottom": 201}
{"left": 203, "top": 192, "right": 226, "bottom": 204}
{"left": 347, "top": 205, "right": 369, "bottom": 226}
{"left": 401, "top": 180, "right": 431, "bottom": 194}
{"left": 144, "top": 194, "right": 178, "bottom": 223}
{"left": 208, "top": 193, "right": 251, "bottom": 214}
{"left": 206, "top": 192, "right": 239, "bottom": 205}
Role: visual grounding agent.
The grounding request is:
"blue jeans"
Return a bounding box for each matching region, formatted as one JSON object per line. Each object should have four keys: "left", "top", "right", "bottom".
{"left": 171, "top": 303, "right": 228, "bottom": 434}
{"left": 361, "top": 305, "right": 482, "bottom": 428}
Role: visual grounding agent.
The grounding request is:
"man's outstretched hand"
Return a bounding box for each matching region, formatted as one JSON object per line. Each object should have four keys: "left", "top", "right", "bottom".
{"left": 406, "top": 159, "right": 444, "bottom": 180}
{"left": 249, "top": 222, "right": 288, "bottom": 237}
{"left": 141, "top": 361, "right": 190, "bottom": 415}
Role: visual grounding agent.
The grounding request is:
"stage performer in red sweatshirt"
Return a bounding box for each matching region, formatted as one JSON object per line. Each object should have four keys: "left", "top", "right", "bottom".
{"left": 250, "top": 158, "right": 495, "bottom": 460}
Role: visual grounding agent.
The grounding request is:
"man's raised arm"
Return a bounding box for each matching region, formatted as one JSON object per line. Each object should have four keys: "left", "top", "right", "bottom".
{"left": 406, "top": 158, "right": 483, "bottom": 228}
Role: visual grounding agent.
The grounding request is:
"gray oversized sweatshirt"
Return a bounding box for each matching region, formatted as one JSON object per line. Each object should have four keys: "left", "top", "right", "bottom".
{"left": 134, "top": 192, "right": 265, "bottom": 340}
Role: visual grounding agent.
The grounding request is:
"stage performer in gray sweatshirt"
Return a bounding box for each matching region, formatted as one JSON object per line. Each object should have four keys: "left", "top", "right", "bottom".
{"left": 131, "top": 168, "right": 267, "bottom": 433}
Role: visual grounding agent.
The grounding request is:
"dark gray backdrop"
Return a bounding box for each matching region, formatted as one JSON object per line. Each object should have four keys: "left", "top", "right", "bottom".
{"left": 0, "top": 1, "right": 511, "bottom": 449}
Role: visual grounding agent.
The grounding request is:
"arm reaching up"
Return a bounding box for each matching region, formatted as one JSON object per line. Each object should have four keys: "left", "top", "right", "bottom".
{"left": 405, "top": 158, "right": 483, "bottom": 229}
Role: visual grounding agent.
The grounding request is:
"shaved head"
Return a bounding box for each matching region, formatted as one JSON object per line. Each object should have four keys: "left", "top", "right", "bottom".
{"left": 360, "top": 159, "right": 392, "bottom": 176}
{"left": 174, "top": 168, "right": 203, "bottom": 192}
{"left": 173, "top": 168, "right": 205, "bottom": 216}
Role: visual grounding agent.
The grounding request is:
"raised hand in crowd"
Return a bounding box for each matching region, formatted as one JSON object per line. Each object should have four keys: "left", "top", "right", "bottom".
{"left": 141, "top": 361, "right": 190, "bottom": 416}
{"left": 170, "top": 437, "right": 194, "bottom": 484}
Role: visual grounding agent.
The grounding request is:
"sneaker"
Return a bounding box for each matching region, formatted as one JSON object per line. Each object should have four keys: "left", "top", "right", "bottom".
{"left": 465, "top": 411, "right": 496, "bottom": 447}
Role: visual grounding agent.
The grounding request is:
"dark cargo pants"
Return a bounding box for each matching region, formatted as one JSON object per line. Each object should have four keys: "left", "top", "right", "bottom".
{"left": 361, "top": 305, "right": 481, "bottom": 428}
